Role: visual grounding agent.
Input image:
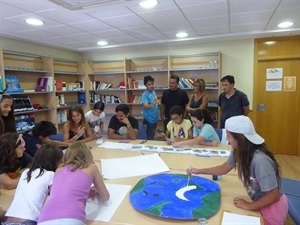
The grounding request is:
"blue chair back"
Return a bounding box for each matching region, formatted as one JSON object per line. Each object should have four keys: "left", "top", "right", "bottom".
{"left": 282, "top": 178, "right": 300, "bottom": 225}
{"left": 50, "top": 132, "right": 63, "bottom": 141}
{"left": 137, "top": 124, "right": 147, "bottom": 140}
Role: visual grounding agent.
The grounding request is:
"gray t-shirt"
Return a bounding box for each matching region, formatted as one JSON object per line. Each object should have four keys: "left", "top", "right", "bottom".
{"left": 227, "top": 150, "right": 282, "bottom": 201}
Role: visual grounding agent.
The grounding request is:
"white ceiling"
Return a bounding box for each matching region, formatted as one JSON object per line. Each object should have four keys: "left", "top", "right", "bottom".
{"left": 0, "top": 0, "right": 299, "bottom": 52}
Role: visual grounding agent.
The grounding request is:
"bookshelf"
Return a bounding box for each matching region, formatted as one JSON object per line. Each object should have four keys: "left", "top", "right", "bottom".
{"left": 53, "top": 58, "right": 88, "bottom": 128}
{"left": 0, "top": 50, "right": 89, "bottom": 130}
{"left": 169, "top": 52, "right": 221, "bottom": 127}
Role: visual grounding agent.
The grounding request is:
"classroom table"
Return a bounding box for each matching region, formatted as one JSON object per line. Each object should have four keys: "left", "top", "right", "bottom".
{"left": 0, "top": 139, "right": 264, "bottom": 225}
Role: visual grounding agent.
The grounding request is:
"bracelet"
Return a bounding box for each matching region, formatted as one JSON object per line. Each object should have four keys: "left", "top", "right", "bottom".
{"left": 73, "top": 135, "right": 79, "bottom": 141}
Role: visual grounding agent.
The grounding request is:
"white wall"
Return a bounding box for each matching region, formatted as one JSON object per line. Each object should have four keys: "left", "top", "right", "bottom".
{"left": 84, "top": 38, "right": 255, "bottom": 108}
{"left": 0, "top": 37, "right": 82, "bottom": 60}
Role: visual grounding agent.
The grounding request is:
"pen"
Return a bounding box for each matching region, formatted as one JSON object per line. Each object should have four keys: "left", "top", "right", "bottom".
{"left": 186, "top": 175, "right": 190, "bottom": 187}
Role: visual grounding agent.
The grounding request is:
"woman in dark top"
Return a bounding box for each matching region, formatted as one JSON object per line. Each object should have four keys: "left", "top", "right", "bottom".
{"left": 0, "top": 92, "right": 16, "bottom": 136}
{"left": 62, "top": 105, "right": 93, "bottom": 143}
{"left": 186, "top": 78, "right": 208, "bottom": 116}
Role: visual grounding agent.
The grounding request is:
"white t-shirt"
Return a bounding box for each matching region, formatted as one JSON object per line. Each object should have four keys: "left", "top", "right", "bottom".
{"left": 85, "top": 110, "right": 105, "bottom": 132}
{"left": 5, "top": 168, "right": 54, "bottom": 221}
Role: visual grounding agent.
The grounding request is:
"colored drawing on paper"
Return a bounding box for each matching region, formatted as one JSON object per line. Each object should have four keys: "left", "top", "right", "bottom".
{"left": 129, "top": 173, "right": 220, "bottom": 220}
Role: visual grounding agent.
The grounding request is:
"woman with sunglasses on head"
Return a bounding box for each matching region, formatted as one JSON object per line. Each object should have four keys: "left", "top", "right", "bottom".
{"left": 0, "top": 92, "right": 16, "bottom": 136}
{"left": 0, "top": 133, "right": 33, "bottom": 190}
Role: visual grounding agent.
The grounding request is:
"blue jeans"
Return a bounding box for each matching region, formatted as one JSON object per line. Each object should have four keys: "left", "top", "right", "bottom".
{"left": 143, "top": 119, "right": 157, "bottom": 140}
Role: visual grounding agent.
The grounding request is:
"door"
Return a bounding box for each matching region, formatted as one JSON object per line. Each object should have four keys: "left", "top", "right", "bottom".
{"left": 254, "top": 36, "right": 300, "bottom": 155}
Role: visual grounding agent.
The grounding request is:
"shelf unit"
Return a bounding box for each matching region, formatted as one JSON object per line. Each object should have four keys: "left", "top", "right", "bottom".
{"left": 53, "top": 58, "right": 88, "bottom": 127}
{"left": 0, "top": 49, "right": 88, "bottom": 130}
{"left": 169, "top": 52, "right": 221, "bottom": 126}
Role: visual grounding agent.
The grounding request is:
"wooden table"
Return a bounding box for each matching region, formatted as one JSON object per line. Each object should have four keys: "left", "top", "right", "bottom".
{"left": 0, "top": 139, "right": 264, "bottom": 225}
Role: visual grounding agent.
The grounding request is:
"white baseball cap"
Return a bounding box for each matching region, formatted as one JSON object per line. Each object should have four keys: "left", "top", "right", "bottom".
{"left": 225, "top": 115, "right": 265, "bottom": 145}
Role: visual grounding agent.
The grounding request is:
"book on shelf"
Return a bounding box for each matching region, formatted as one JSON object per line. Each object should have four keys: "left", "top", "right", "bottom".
{"left": 5, "top": 76, "right": 23, "bottom": 93}
{"left": 78, "top": 92, "right": 86, "bottom": 104}
{"left": 55, "top": 79, "right": 63, "bottom": 91}
{"left": 13, "top": 96, "right": 34, "bottom": 112}
{"left": 35, "top": 77, "right": 53, "bottom": 92}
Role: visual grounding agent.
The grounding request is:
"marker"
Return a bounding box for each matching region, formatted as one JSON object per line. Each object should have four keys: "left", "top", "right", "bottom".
{"left": 186, "top": 175, "right": 190, "bottom": 187}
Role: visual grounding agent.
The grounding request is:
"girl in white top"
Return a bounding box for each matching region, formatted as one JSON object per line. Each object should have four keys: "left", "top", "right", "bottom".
{"left": 85, "top": 101, "right": 105, "bottom": 139}
{"left": 3, "top": 145, "right": 63, "bottom": 225}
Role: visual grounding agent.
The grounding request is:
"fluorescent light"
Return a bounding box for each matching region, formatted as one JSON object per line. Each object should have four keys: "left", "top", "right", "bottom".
{"left": 277, "top": 21, "right": 293, "bottom": 28}
{"left": 97, "top": 41, "right": 108, "bottom": 46}
{"left": 26, "top": 18, "right": 44, "bottom": 26}
{"left": 139, "top": 0, "right": 158, "bottom": 8}
{"left": 264, "top": 41, "right": 276, "bottom": 45}
{"left": 176, "top": 32, "right": 188, "bottom": 38}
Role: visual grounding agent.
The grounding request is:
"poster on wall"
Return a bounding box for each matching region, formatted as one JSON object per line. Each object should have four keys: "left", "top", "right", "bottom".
{"left": 266, "top": 81, "right": 282, "bottom": 91}
{"left": 266, "top": 68, "right": 283, "bottom": 79}
{"left": 284, "top": 76, "right": 296, "bottom": 92}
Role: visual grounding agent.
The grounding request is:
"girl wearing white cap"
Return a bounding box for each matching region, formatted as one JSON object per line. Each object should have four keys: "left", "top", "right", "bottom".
{"left": 186, "top": 115, "right": 288, "bottom": 225}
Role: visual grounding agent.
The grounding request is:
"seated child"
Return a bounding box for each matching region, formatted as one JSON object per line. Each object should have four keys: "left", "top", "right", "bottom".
{"left": 0, "top": 133, "right": 33, "bottom": 190}
{"left": 165, "top": 105, "right": 192, "bottom": 144}
{"left": 3, "top": 145, "right": 63, "bottom": 225}
{"left": 85, "top": 101, "right": 105, "bottom": 138}
{"left": 23, "top": 121, "right": 70, "bottom": 157}
{"left": 173, "top": 109, "right": 220, "bottom": 147}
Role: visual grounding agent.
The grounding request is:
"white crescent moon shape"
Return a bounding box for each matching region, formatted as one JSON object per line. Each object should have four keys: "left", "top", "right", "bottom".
{"left": 175, "top": 185, "right": 197, "bottom": 201}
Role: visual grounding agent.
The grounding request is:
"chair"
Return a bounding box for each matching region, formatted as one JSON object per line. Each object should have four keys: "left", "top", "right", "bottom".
{"left": 137, "top": 123, "right": 147, "bottom": 140}
{"left": 214, "top": 128, "right": 229, "bottom": 145}
{"left": 50, "top": 131, "right": 63, "bottom": 141}
{"left": 282, "top": 178, "right": 300, "bottom": 225}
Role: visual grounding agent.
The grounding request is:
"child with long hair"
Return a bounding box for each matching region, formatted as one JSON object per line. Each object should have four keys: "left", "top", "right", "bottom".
{"left": 3, "top": 145, "right": 63, "bottom": 225}
{"left": 173, "top": 109, "right": 220, "bottom": 147}
{"left": 0, "top": 93, "right": 16, "bottom": 135}
{"left": 186, "top": 116, "right": 288, "bottom": 225}
{"left": 38, "top": 142, "right": 110, "bottom": 225}
{"left": 63, "top": 105, "right": 93, "bottom": 143}
{"left": 0, "top": 133, "right": 33, "bottom": 190}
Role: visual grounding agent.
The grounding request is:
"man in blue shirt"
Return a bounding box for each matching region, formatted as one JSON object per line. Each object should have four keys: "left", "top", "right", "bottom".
{"left": 218, "top": 75, "right": 250, "bottom": 128}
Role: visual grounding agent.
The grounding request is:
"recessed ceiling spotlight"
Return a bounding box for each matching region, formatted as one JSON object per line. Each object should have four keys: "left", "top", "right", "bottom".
{"left": 97, "top": 41, "right": 108, "bottom": 46}
{"left": 176, "top": 32, "right": 188, "bottom": 38}
{"left": 139, "top": 0, "right": 158, "bottom": 8}
{"left": 277, "top": 21, "right": 293, "bottom": 28}
{"left": 26, "top": 18, "right": 44, "bottom": 26}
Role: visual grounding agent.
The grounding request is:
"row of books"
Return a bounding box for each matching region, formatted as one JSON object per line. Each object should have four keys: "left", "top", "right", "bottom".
{"left": 57, "top": 110, "right": 67, "bottom": 123}
{"left": 90, "top": 81, "right": 112, "bottom": 90}
{"left": 128, "top": 95, "right": 142, "bottom": 104}
{"left": 127, "top": 77, "right": 145, "bottom": 89}
{"left": 90, "top": 93, "right": 122, "bottom": 104}
{"left": 178, "top": 77, "right": 195, "bottom": 89}
{"left": 55, "top": 80, "right": 84, "bottom": 91}
{"left": 56, "top": 93, "right": 86, "bottom": 107}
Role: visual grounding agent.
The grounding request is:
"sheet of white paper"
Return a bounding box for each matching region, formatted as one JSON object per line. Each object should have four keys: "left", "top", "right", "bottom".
{"left": 101, "top": 153, "right": 170, "bottom": 179}
{"left": 86, "top": 184, "right": 131, "bottom": 222}
{"left": 221, "top": 211, "right": 261, "bottom": 225}
{"left": 99, "top": 141, "right": 133, "bottom": 150}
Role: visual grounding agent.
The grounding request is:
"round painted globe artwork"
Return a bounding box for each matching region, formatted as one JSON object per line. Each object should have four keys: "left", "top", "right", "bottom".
{"left": 129, "top": 173, "right": 221, "bottom": 220}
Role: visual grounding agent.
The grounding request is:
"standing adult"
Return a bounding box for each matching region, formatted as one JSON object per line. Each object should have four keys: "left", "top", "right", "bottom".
{"left": 218, "top": 75, "right": 250, "bottom": 128}
{"left": 185, "top": 78, "right": 208, "bottom": 115}
{"left": 160, "top": 75, "right": 189, "bottom": 132}
{"left": 141, "top": 75, "right": 158, "bottom": 140}
{"left": 0, "top": 93, "right": 16, "bottom": 135}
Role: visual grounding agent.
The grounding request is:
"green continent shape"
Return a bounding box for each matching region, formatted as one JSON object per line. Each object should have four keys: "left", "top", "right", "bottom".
{"left": 192, "top": 192, "right": 221, "bottom": 218}
{"left": 130, "top": 179, "right": 145, "bottom": 194}
{"left": 144, "top": 201, "right": 172, "bottom": 216}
